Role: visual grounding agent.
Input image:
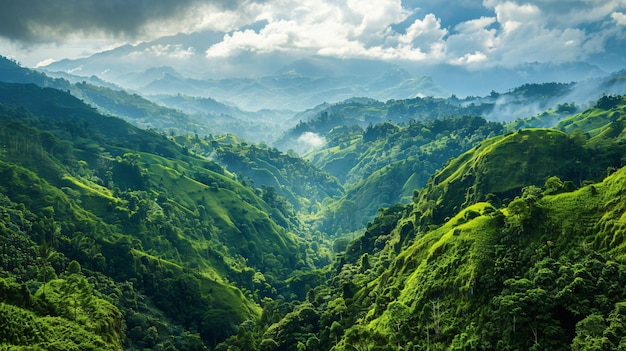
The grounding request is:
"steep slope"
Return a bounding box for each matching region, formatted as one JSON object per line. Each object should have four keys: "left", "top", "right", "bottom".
{"left": 226, "top": 94, "right": 626, "bottom": 351}
{"left": 328, "top": 165, "right": 626, "bottom": 351}
{"left": 415, "top": 94, "right": 626, "bottom": 227}
{"left": 413, "top": 128, "right": 593, "bottom": 225}
{"left": 335, "top": 96, "right": 626, "bottom": 350}
{"left": 174, "top": 134, "right": 344, "bottom": 215}
{"left": 307, "top": 116, "right": 505, "bottom": 235}
{"left": 0, "top": 82, "right": 310, "bottom": 349}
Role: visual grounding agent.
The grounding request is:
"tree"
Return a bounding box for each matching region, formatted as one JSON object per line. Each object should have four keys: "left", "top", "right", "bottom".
{"left": 385, "top": 301, "right": 411, "bottom": 347}
{"left": 37, "top": 242, "right": 55, "bottom": 299}
{"left": 260, "top": 338, "right": 279, "bottom": 351}
{"left": 506, "top": 197, "right": 538, "bottom": 234}
{"left": 66, "top": 260, "right": 82, "bottom": 275}
{"left": 327, "top": 297, "right": 347, "bottom": 321}
{"left": 306, "top": 336, "right": 320, "bottom": 350}
{"left": 543, "top": 176, "right": 564, "bottom": 195}
{"left": 359, "top": 253, "right": 371, "bottom": 273}
{"left": 603, "top": 302, "right": 626, "bottom": 349}
{"left": 571, "top": 314, "right": 608, "bottom": 351}
{"left": 344, "top": 326, "right": 371, "bottom": 351}
{"left": 330, "top": 321, "right": 344, "bottom": 344}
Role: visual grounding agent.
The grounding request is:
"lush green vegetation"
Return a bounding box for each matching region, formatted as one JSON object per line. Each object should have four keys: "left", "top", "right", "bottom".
{"left": 174, "top": 133, "right": 344, "bottom": 214}
{"left": 1, "top": 56, "right": 625, "bottom": 351}
{"left": 274, "top": 82, "right": 581, "bottom": 153}
{"left": 0, "top": 81, "right": 328, "bottom": 349}
{"left": 217, "top": 95, "right": 626, "bottom": 350}
{"left": 306, "top": 116, "right": 505, "bottom": 235}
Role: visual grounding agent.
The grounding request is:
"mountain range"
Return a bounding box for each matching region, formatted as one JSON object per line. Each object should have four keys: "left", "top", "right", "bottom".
{"left": 42, "top": 53, "right": 449, "bottom": 111}
{"left": 37, "top": 31, "right": 609, "bottom": 112}
{"left": 0, "top": 52, "right": 625, "bottom": 350}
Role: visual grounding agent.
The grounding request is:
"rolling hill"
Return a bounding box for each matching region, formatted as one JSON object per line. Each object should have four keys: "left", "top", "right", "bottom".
{"left": 0, "top": 81, "right": 320, "bottom": 349}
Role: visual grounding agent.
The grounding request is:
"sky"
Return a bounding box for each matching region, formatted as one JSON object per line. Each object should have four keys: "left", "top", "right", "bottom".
{"left": 1, "top": 0, "right": 625, "bottom": 71}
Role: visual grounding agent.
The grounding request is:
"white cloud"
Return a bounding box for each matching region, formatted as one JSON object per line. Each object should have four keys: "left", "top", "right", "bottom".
{"left": 613, "top": 11, "right": 626, "bottom": 25}
{"left": 346, "top": 0, "right": 409, "bottom": 39}
{"left": 449, "top": 51, "right": 488, "bottom": 66}
{"left": 35, "top": 58, "right": 57, "bottom": 68}
{"left": 205, "top": 0, "right": 622, "bottom": 67}
{"left": 206, "top": 24, "right": 293, "bottom": 57}
{"left": 446, "top": 16, "right": 497, "bottom": 63}
{"left": 205, "top": 1, "right": 446, "bottom": 62}
{"left": 297, "top": 132, "right": 325, "bottom": 147}
{"left": 5, "top": 0, "right": 626, "bottom": 70}
{"left": 396, "top": 14, "right": 447, "bottom": 46}
{"left": 455, "top": 0, "right": 626, "bottom": 67}
{"left": 135, "top": 44, "right": 196, "bottom": 59}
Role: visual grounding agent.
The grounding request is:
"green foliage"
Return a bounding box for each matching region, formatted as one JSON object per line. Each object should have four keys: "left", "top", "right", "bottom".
{"left": 0, "top": 273, "right": 120, "bottom": 350}
{"left": 174, "top": 133, "right": 343, "bottom": 214}
{"left": 309, "top": 116, "right": 504, "bottom": 235}
{"left": 413, "top": 127, "right": 608, "bottom": 226}
{"left": 3, "top": 61, "right": 626, "bottom": 351}
{"left": 0, "top": 82, "right": 315, "bottom": 348}
{"left": 242, "top": 94, "right": 626, "bottom": 351}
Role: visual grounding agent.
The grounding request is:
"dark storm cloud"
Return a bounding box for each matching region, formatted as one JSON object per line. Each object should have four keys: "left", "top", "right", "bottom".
{"left": 0, "top": 0, "right": 239, "bottom": 43}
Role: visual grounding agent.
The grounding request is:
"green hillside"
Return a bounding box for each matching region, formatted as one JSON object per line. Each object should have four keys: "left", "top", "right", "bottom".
{"left": 0, "top": 82, "right": 316, "bottom": 349}
{"left": 330, "top": 167, "right": 626, "bottom": 350}
{"left": 219, "top": 94, "right": 626, "bottom": 351}
{"left": 307, "top": 116, "right": 505, "bottom": 235}
{"left": 173, "top": 133, "right": 344, "bottom": 214}
{"left": 413, "top": 129, "right": 582, "bottom": 225}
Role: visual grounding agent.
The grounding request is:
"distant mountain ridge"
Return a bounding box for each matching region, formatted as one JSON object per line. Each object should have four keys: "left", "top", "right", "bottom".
{"left": 35, "top": 36, "right": 452, "bottom": 111}
{"left": 102, "top": 58, "right": 448, "bottom": 111}
{"left": 36, "top": 29, "right": 610, "bottom": 110}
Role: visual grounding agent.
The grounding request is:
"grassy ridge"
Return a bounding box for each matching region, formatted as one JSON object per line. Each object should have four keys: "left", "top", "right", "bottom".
{"left": 414, "top": 128, "right": 601, "bottom": 225}
{"left": 327, "top": 96, "right": 626, "bottom": 350}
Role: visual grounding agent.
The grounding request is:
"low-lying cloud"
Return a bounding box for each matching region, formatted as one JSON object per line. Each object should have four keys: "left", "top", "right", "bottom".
{"left": 297, "top": 132, "right": 326, "bottom": 148}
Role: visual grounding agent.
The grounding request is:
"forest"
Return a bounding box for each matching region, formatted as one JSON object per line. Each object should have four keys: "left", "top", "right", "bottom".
{"left": 0, "top": 56, "right": 625, "bottom": 350}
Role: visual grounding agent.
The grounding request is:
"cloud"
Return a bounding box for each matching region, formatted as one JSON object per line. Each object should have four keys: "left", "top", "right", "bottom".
{"left": 206, "top": 0, "right": 414, "bottom": 59}
{"left": 0, "top": 0, "right": 241, "bottom": 44}
{"left": 442, "top": 0, "right": 626, "bottom": 67}
{"left": 34, "top": 58, "right": 56, "bottom": 68}
{"left": 132, "top": 44, "right": 196, "bottom": 59}
{"left": 613, "top": 11, "right": 626, "bottom": 25}
{"left": 205, "top": 1, "right": 445, "bottom": 62}
{"left": 3, "top": 0, "right": 625, "bottom": 71}
{"left": 445, "top": 16, "right": 497, "bottom": 66}
{"left": 297, "top": 132, "right": 325, "bottom": 148}
{"left": 206, "top": 22, "right": 296, "bottom": 58}
{"left": 204, "top": 0, "right": 626, "bottom": 68}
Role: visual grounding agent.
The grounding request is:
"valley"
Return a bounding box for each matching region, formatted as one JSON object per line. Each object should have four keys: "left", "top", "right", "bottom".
{"left": 0, "top": 54, "right": 625, "bottom": 351}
